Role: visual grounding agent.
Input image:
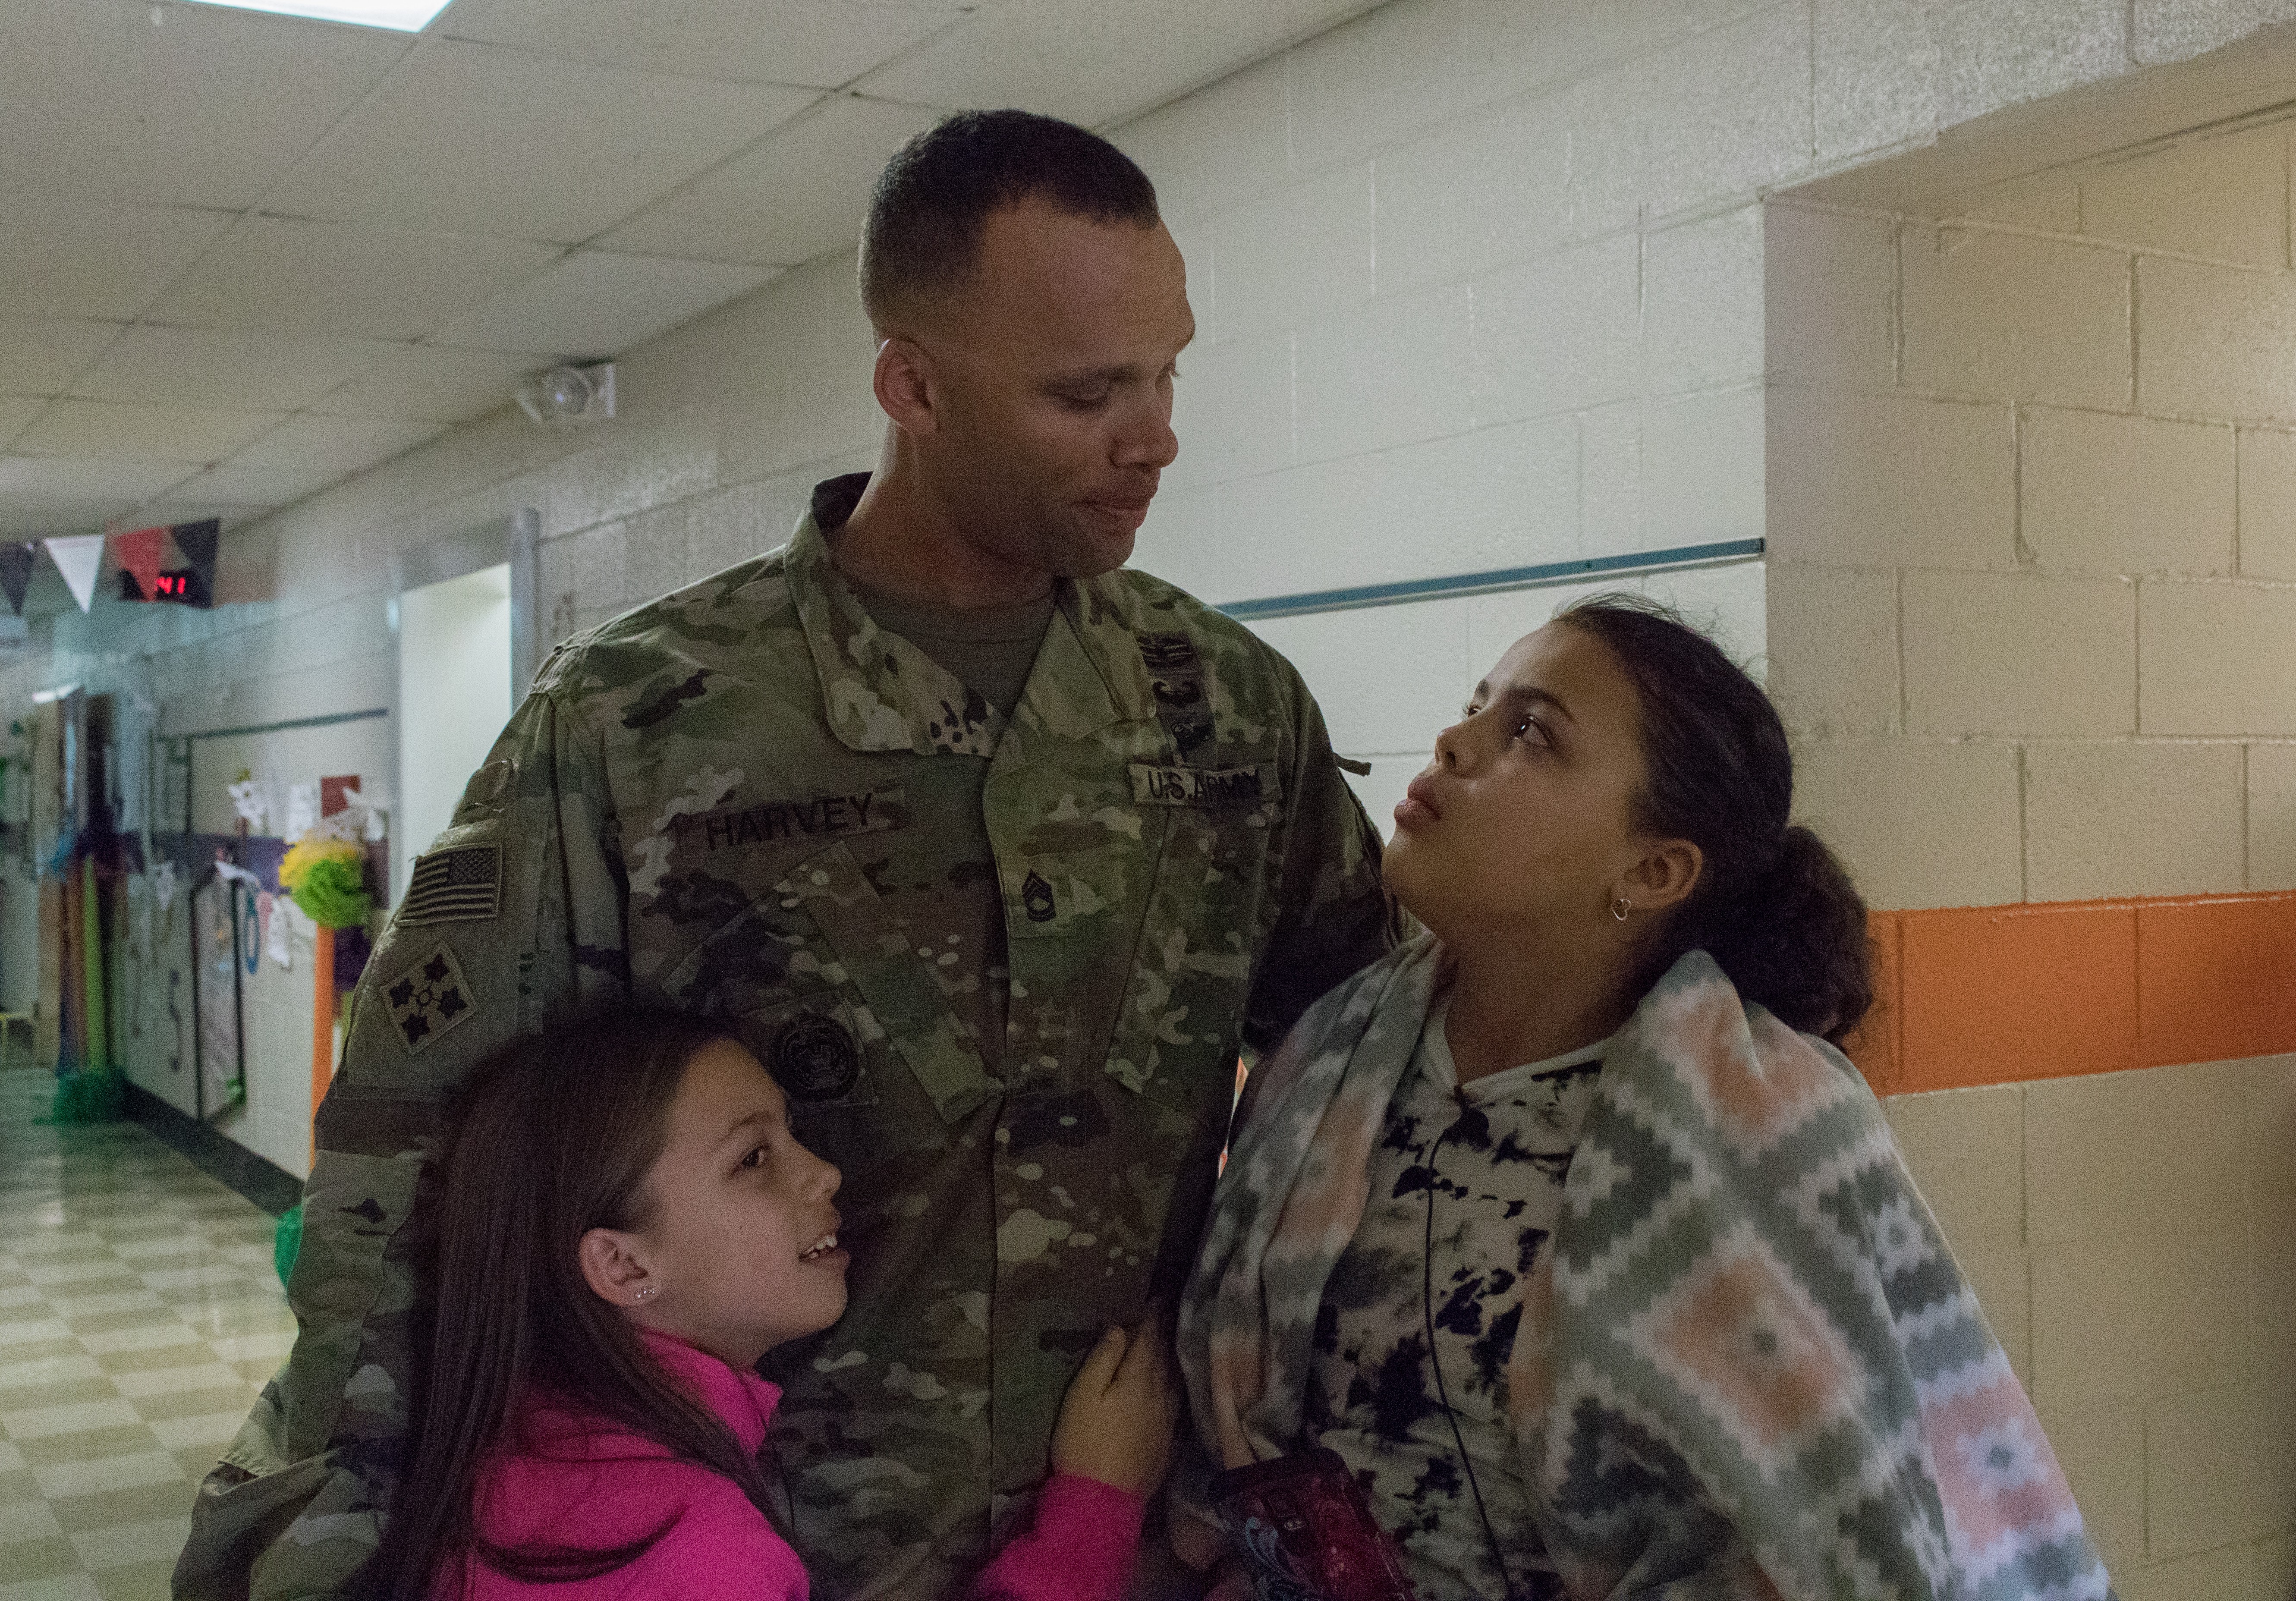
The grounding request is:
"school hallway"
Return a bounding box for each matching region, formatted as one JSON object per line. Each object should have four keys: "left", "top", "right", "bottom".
{"left": 0, "top": 1064, "right": 296, "bottom": 1601}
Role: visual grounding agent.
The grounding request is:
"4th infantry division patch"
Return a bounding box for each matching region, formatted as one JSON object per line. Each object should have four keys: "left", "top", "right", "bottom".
{"left": 387, "top": 946, "right": 475, "bottom": 1052}
{"left": 397, "top": 843, "right": 500, "bottom": 926}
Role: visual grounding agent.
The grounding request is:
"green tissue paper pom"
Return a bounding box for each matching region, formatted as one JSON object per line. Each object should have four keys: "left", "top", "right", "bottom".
{"left": 289, "top": 854, "right": 372, "bottom": 929}
{"left": 274, "top": 1203, "right": 303, "bottom": 1287}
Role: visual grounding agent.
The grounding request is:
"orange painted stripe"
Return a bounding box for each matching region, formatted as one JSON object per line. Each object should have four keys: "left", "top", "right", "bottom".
{"left": 311, "top": 923, "right": 336, "bottom": 1166}
{"left": 2136, "top": 894, "right": 2296, "bottom": 1065}
{"left": 1846, "top": 890, "right": 2296, "bottom": 1095}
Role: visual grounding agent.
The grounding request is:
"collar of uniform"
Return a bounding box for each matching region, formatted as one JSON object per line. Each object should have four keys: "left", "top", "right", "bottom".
{"left": 1016, "top": 577, "right": 1158, "bottom": 740}
{"left": 787, "top": 504, "right": 1005, "bottom": 756}
{"left": 786, "top": 476, "right": 1155, "bottom": 752}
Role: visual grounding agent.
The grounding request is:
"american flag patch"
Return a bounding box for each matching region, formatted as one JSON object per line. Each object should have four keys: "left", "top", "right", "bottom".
{"left": 396, "top": 844, "right": 500, "bottom": 927}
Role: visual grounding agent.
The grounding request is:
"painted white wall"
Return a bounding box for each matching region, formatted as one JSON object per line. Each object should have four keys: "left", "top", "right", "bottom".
{"left": 1253, "top": 558, "right": 1768, "bottom": 835}
{"left": 396, "top": 564, "right": 512, "bottom": 900}
{"left": 233, "top": 908, "right": 325, "bottom": 1179}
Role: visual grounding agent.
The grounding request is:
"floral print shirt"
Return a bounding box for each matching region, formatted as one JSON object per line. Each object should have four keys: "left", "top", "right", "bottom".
{"left": 1305, "top": 997, "right": 1605, "bottom": 1599}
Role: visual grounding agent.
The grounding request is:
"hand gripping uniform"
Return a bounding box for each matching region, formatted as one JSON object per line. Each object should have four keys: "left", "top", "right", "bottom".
{"left": 174, "top": 474, "right": 1396, "bottom": 1601}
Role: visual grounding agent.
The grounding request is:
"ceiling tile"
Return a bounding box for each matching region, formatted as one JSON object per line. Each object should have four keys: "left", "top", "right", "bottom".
{"left": 13, "top": 400, "right": 288, "bottom": 463}
{"left": 0, "top": 0, "right": 409, "bottom": 210}
{"left": 437, "top": 0, "right": 962, "bottom": 90}
{"left": 145, "top": 216, "right": 563, "bottom": 342}
{"left": 304, "top": 344, "right": 541, "bottom": 422}
{"left": 165, "top": 458, "right": 343, "bottom": 508}
{"left": 0, "top": 506, "right": 113, "bottom": 540}
{"left": 599, "top": 95, "right": 941, "bottom": 266}
{"left": 69, "top": 326, "right": 400, "bottom": 409}
{"left": 0, "top": 401, "right": 46, "bottom": 452}
{"left": 0, "top": 322, "right": 129, "bottom": 398}
{"left": 0, "top": 456, "right": 203, "bottom": 537}
{"left": 855, "top": 0, "right": 1383, "bottom": 126}
{"left": 431, "top": 250, "right": 775, "bottom": 355}
{"left": 263, "top": 40, "right": 822, "bottom": 242}
{"left": 0, "top": 456, "right": 197, "bottom": 503}
{"left": 0, "top": 198, "right": 234, "bottom": 321}
{"left": 232, "top": 413, "right": 446, "bottom": 475}
{"left": 127, "top": 500, "right": 278, "bottom": 535}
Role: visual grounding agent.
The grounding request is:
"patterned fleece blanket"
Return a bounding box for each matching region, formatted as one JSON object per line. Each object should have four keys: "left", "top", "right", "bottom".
{"left": 1179, "top": 933, "right": 2114, "bottom": 1601}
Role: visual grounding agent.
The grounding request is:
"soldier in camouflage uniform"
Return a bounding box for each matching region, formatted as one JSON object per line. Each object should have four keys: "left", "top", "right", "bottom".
{"left": 176, "top": 111, "right": 1393, "bottom": 1601}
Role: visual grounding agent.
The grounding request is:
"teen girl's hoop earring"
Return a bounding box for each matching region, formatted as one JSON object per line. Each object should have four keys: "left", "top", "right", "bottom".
{"left": 1611, "top": 896, "right": 1632, "bottom": 922}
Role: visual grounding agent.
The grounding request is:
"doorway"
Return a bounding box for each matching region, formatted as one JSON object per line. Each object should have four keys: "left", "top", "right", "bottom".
{"left": 395, "top": 563, "right": 512, "bottom": 902}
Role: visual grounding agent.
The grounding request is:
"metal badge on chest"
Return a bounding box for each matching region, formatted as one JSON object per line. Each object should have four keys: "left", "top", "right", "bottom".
{"left": 770, "top": 1011, "right": 863, "bottom": 1101}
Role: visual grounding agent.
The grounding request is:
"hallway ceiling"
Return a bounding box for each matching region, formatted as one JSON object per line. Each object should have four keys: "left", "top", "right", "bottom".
{"left": 0, "top": 0, "right": 1377, "bottom": 541}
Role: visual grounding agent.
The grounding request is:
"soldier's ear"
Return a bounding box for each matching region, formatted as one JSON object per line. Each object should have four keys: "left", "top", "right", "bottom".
{"left": 873, "top": 336, "right": 942, "bottom": 437}
{"left": 578, "top": 1226, "right": 657, "bottom": 1308}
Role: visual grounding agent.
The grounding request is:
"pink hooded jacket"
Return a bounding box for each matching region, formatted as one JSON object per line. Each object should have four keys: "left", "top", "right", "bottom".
{"left": 440, "top": 1332, "right": 1146, "bottom": 1600}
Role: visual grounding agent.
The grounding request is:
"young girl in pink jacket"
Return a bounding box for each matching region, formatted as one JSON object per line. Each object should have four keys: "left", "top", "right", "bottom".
{"left": 364, "top": 1013, "right": 1173, "bottom": 1601}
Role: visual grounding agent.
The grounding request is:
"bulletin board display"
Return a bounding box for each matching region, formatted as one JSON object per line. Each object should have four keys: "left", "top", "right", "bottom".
{"left": 179, "top": 716, "right": 394, "bottom": 841}
{"left": 116, "top": 705, "right": 392, "bottom": 1176}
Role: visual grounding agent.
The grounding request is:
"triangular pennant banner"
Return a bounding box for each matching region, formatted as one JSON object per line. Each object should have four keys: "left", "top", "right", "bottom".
{"left": 170, "top": 518, "right": 220, "bottom": 607}
{"left": 0, "top": 544, "right": 32, "bottom": 616}
{"left": 44, "top": 535, "right": 105, "bottom": 613}
{"left": 111, "top": 525, "right": 167, "bottom": 601}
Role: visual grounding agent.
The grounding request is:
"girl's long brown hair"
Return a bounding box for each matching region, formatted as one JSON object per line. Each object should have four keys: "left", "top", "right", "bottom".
{"left": 364, "top": 1012, "right": 780, "bottom": 1601}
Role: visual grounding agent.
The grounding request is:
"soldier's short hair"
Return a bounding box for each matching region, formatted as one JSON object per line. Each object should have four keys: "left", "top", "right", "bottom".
{"left": 859, "top": 109, "right": 1160, "bottom": 324}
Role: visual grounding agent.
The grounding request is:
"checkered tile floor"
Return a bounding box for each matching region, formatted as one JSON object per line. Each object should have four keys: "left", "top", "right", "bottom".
{"left": 0, "top": 1068, "right": 297, "bottom": 1600}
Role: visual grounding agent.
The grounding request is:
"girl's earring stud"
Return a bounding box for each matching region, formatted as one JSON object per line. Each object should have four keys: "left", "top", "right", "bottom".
{"left": 634, "top": 1285, "right": 658, "bottom": 1303}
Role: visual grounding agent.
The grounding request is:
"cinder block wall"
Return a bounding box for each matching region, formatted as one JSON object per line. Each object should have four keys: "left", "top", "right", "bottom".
{"left": 1773, "top": 154, "right": 2296, "bottom": 907}
{"left": 1770, "top": 127, "right": 2296, "bottom": 1595}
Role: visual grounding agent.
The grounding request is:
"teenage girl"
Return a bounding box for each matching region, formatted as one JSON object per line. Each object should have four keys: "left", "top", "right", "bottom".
{"left": 365, "top": 1012, "right": 1175, "bottom": 1601}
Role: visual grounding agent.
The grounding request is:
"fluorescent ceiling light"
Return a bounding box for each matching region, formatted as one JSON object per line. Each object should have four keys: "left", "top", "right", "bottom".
{"left": 178, "top": 0, "right": 453, "bottom": 31}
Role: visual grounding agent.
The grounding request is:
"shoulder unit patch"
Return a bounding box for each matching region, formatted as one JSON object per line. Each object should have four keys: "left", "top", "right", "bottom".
{"left": 385, "top": 945, "right": 476, "bottom": 1053}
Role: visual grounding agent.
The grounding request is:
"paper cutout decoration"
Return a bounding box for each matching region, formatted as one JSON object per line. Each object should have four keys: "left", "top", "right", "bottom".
{"left": 310, "top": 776, "right": 378, "bottom": 846}
{"left": 280, "top": 895, "right": 317, "bottom": 941}
{"left": 262, "top": 890, "right": 292, "bottom": 971}
{"left": 111, "top": 525, "right": 168, "bottom": 602}
{"left": 226, "top": 777, "right": 268, "bottom": 832}
{"left": 44, "top": 535, "right": 104, "bottom": 613}
{"left": 0, "top": 544, "right": 32, "bottom": 616}
{"left": 337, "top": 783, "right": 389, "bottom": 842}
{"left": 284, "top": 781, "right": 318, "bottom": 840}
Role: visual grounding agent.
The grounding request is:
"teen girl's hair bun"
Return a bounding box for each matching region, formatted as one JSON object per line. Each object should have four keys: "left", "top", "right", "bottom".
{"left": 1695, "top": 825, "right": 1872, "bottom": 1043}
{"left": 1554, "top": 594, "right": 1874, "bottom": 1046}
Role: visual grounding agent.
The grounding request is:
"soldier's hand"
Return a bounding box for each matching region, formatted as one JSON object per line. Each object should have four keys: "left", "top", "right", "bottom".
{"left": 1051, "top": 1321, "right": 1180, "bottom": 1497}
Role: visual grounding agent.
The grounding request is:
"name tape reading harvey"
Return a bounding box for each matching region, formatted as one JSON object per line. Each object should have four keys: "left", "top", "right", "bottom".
{"left": 675, "top": 790, "right": 903, "bottom": 853}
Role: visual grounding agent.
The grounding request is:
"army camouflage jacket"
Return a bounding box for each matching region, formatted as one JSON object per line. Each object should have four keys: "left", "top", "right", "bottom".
{"left": 175, "top": 475, "right": 1395, "bottom": 1601}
